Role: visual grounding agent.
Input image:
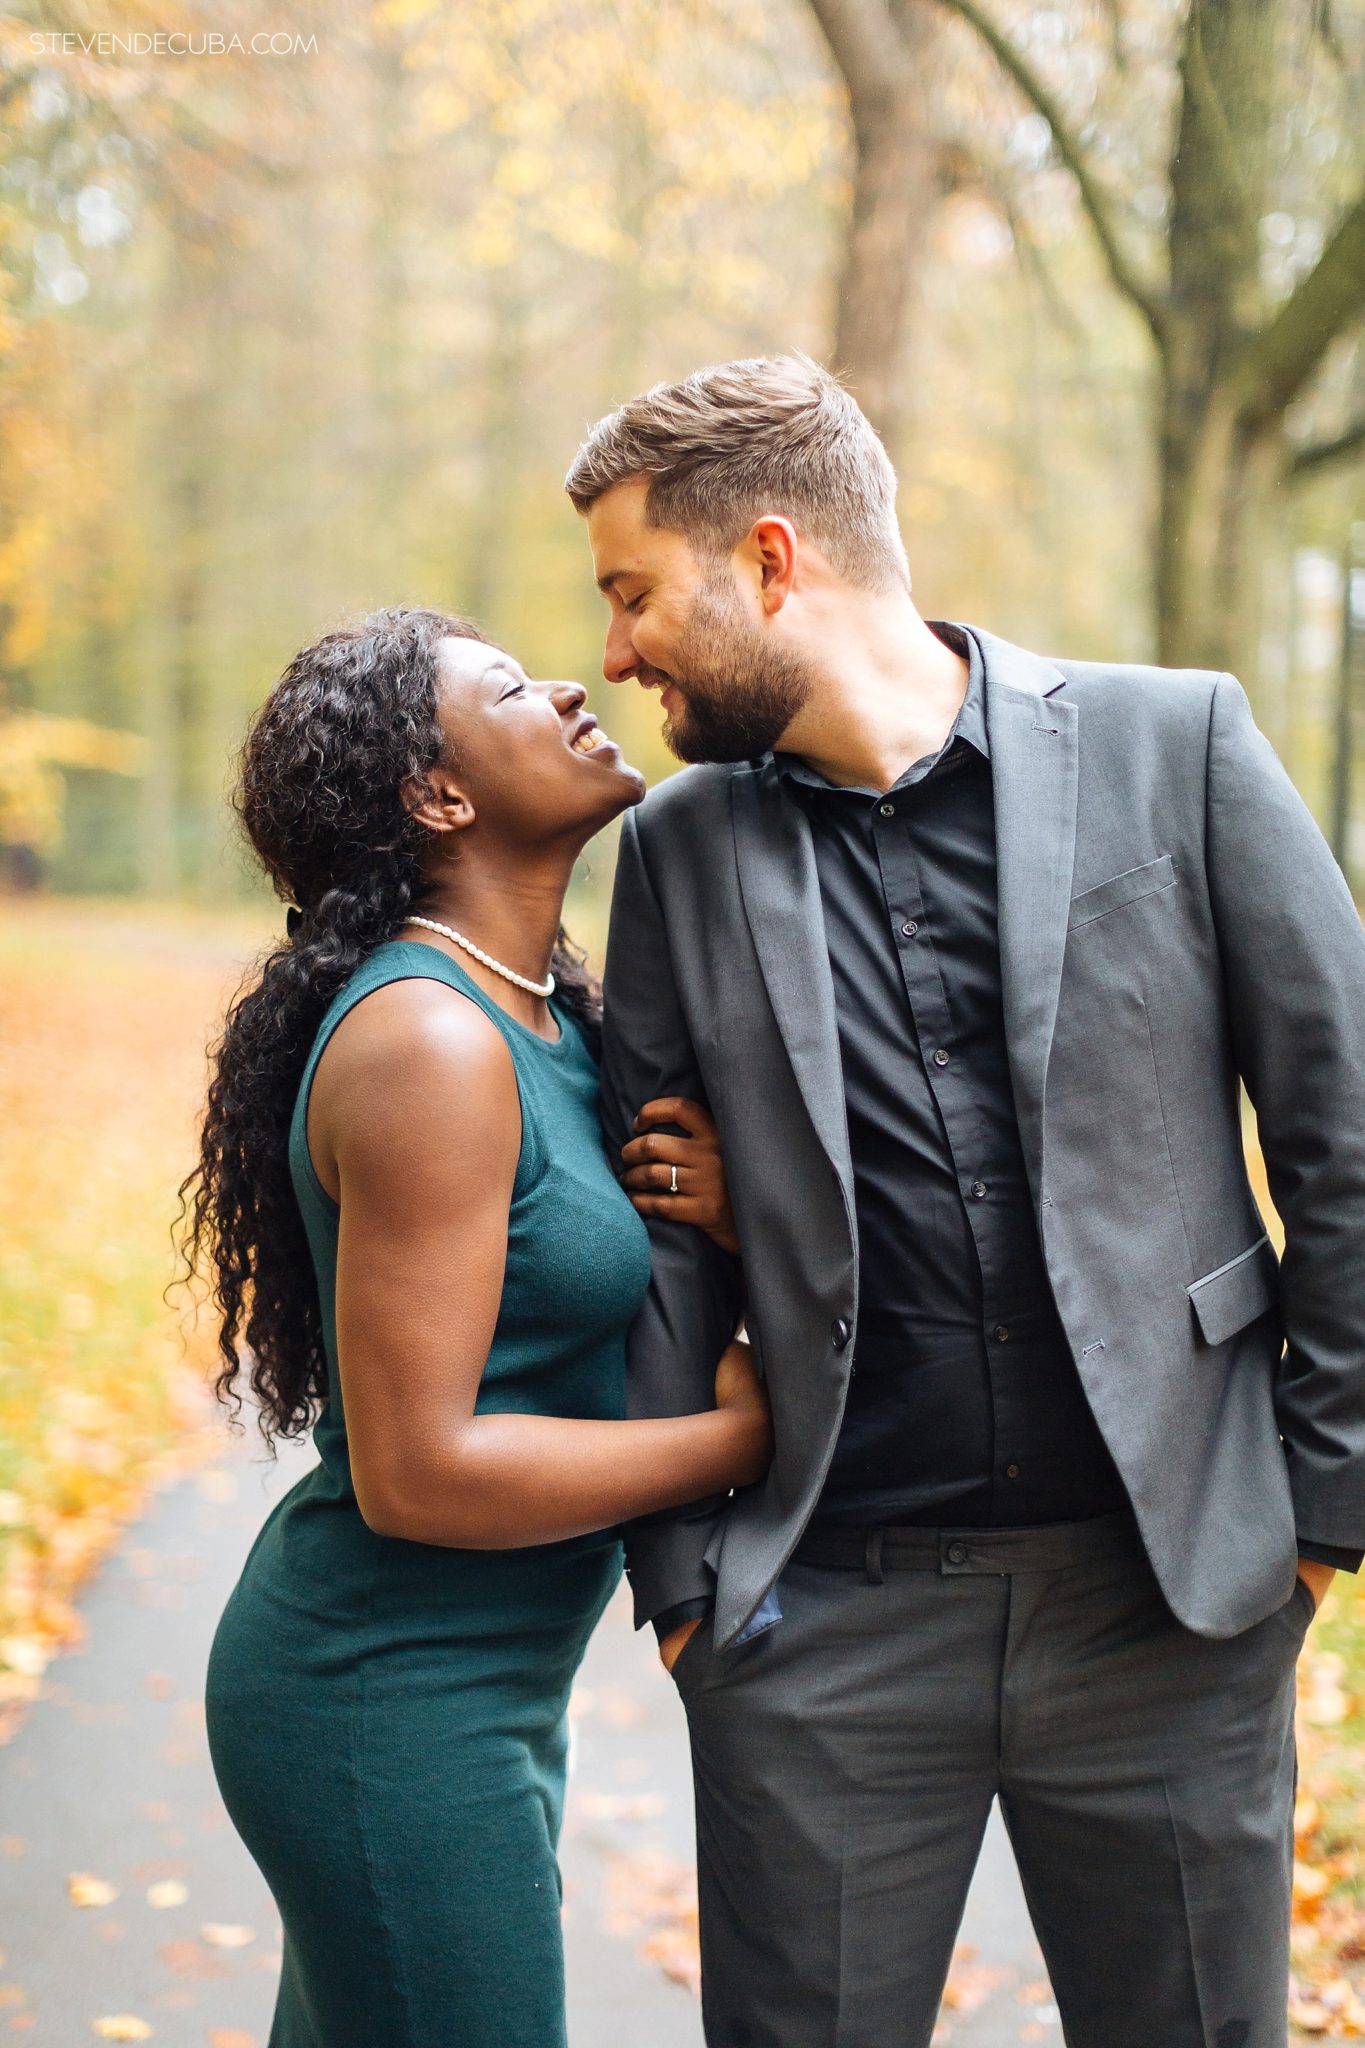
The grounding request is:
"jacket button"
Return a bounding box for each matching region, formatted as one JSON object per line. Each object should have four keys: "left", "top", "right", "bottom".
{"left": 831, "top": 1317, "right": 851, "bottom": 1351}
{"left": 946, "top": 1541, "right": 969, "bottom": 1565}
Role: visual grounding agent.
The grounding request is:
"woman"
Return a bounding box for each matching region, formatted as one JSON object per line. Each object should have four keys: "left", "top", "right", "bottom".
{"left": 183, "top": 606, "right": 765, "bottom": 2048}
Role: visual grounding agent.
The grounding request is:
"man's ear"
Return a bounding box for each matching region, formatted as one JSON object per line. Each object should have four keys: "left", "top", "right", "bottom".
{"left": 740, "top": 516, "right": 798, "bottom": 615}
{"left": 400, "top": 769, "right": 475, "bottom": 837}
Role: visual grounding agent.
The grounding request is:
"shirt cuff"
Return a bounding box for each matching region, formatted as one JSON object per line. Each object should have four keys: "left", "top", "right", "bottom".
{"left": 651, "top": 1595, "right": 714, "bottom": 1645}
{"left": 1297, "top": 1539, "right": 1364, "bottom": 1573}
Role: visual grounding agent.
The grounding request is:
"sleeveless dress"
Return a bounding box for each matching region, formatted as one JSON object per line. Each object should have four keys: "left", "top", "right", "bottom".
{"left": 205, "top": 941, "right": 653, "bottom": 2048}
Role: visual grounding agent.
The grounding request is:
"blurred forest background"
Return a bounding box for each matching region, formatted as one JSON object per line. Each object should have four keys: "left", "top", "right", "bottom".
{"left": 0, "top": 0, "right": 1362, "bottom": 903}
{"left": 2, "top": 0, "right": 1365, "bottom": 2034}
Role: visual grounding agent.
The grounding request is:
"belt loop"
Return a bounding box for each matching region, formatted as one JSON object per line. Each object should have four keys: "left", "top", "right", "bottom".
{"left": 864, "top": 1526, "right": 885, "bottom": 1586}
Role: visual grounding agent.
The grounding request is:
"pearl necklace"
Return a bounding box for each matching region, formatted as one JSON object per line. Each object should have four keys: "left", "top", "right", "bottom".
{"left": 402, "top": 916, "right": 556, "bottom": 998}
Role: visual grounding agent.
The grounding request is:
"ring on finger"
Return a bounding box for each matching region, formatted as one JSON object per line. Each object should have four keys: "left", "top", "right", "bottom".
{"left": 668, "top": 1164, "right": 679, "bottom": 1195}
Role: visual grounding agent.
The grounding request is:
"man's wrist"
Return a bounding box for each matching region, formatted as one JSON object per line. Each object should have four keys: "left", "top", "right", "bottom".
{"left": 651, "top": 1595, "right": 714, "bottom": 1645}
{"left": 1298, "top": 1540, "right": 1363, "bottom": 1573}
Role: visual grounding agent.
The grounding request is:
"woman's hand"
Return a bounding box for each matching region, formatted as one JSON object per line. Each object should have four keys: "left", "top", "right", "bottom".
{"left": 712, "top": 1338, "right": 771, "bottom": 1487}
{"left": 620, "top": 1096, "right": 739, "bottom": 1254}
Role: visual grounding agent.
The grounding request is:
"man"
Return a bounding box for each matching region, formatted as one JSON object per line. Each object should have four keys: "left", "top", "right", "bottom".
{"left": 564, "top": 353, "right": 1365, "bottom": 2048}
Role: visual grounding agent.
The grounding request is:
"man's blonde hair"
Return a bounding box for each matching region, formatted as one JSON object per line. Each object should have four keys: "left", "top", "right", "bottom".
{"left": 565, "top": 353, "right": 910, "bottom": 595}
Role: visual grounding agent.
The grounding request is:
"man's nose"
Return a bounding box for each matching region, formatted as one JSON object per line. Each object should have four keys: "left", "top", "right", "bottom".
{"left": 602, "top": 619, "right": 640, "bottom": 685}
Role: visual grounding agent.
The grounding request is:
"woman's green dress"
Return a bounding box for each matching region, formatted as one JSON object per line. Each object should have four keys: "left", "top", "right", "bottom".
{"left": 205, "top": 942, "right": 653, "bottom": 2048}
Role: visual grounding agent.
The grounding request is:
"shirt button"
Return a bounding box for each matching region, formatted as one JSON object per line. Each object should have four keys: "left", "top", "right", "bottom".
{"left": 831, "top": 1317, "right": 851, "bottom": 1351}
{"left": 970, "top": 1180, "right": 988, "bottom": 1200}
{"left": 993, "top": 1324, "right": 1011, "bottom": 1343}
{"left": 1006, "top": 1463, "right": 1021, "bottom": 1479}
{"left": 932, "top": 1048, "right": 950, "bottom": 1068}
{"left": 946, "top": 1541, "right": 969, "bottom": 1565}
{"left": 878, "top": 801, "right": 895, "bottom": 817}
{"left": 900, "top": 921, "right": 918, "bottom": 938}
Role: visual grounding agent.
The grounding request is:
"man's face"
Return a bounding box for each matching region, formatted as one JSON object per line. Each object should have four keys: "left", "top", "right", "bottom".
{"left": 586, "top": 478, "right": 815, "bottom": 764}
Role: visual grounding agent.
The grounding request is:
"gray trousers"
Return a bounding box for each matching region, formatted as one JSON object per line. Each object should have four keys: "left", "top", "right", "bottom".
{"left": 671, "top": 1513, "right": 1311, "bottom": 2048}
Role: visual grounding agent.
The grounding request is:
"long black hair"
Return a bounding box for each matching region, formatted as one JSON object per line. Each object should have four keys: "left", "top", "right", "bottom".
{"left": 180, "top": 606, "right": 601, "bottom": 1443}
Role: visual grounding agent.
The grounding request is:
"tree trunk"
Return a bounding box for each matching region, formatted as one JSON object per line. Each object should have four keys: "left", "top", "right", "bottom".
{"left": 1156, "top": 0, "right": 1284, "bottom": 684}
{"left": 808, "top": 0, "right": 942, "bottom": 454}
{"left": 1157, "top": 357, "right": 1286, "bottom": 680}
{"left": 831, "top": 69, "right": 939, "bottom": 450}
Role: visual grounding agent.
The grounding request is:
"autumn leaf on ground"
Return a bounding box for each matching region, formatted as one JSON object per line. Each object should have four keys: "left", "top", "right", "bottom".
{"left": 67, "top": 1873, "right": 118, "bottom": 1907}
{"left": 939, "top": 1942, "right": 1012, "bottom": 2016}
{"left": 91, "top": 2019, "right": 153, "bottom": 2041}
{"left": 641, "top": 1922, "right": 701, "bottom": 1997}
{"left": 604, "top": 1852, "right": 700, "bottom": 1991}
{"left": 145, "top": 1881, "right": 188, "bottom": 1908}
{"left": 200, "top": 1924, "right": 255, "bottom": 1949}
{"left": 575, "top": 1792, "right": 664, "bottom": 1821}
{"left": 207, "top": 2031, "right": 258, "bottom": 2047}
{"left": 157, "top": 1939, "right": 227, "bottom": 1981}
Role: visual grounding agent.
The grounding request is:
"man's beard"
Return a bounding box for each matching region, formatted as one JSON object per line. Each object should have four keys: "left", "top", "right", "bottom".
{"left": 657, "top": 576, "right": 816, "bottom": 765}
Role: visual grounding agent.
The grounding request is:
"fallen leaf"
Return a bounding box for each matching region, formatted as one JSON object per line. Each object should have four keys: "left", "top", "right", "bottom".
{"left": 576, "top": 1792, "right": 664, "bottom": 1821}
{"left": 641, "top": 1922, "right": 701, "bottom": 1996}
{"left": 207, "top": 2032, "right": 258, "bottom": 2047}
{"left": 91, "top": 2020, "right": 153, "bottom": 2041}
{"left": 199, "top": 1925, "right": 255, "bottom": 1949}
{"left": 0, "top": 1639, "right": 48, "bottom": 1680}
{"left": 157, "top": 1939, "right": 227, "bottom": 1982}
{"left": 68, "top": 1873, "right": 119, "bottom": 1908}
{"left": 145, "top": 1882, "right": 187, "bottom": 1909}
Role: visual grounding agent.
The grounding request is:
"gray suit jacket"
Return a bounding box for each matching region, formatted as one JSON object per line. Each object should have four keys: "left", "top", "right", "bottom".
{"left": 598, "top": 626, "right": 1365, "bottom": 1645}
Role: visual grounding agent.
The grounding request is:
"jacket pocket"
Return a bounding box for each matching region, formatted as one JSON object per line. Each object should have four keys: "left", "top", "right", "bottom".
{"left": 1187, "top": 1234, "right": 1279, "bottom": 1347}
{"left": 1068, "top": 854, "right": 1176, "bottom": 931}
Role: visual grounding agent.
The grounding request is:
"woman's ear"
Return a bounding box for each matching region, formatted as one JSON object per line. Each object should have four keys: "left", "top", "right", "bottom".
{"left": 400, "top": 769, "right": 475, "bottom": 837}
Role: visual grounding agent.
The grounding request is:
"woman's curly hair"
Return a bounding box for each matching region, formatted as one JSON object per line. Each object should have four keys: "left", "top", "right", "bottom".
{"left": 179, "top": 606, "right": 602, "bottom": 1443}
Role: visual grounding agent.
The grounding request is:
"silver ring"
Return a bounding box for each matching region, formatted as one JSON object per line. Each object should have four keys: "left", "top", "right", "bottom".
{"left": 669, "top": 1165, "right": 679, "bottom": 1195}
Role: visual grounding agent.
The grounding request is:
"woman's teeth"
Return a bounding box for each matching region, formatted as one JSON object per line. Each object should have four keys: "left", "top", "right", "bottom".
{"left": 572, "top": 727, "right": 604, "bottom": 754}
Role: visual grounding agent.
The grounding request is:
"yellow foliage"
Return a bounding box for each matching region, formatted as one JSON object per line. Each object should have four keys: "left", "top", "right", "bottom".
{"left": 0, "top": 901, "right": 252, "bottom": 1737}
{"left": 0, "top": 716, "right": 147, "bottom": 856}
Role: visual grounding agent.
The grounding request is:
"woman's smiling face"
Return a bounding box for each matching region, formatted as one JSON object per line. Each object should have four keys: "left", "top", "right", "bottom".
{"left": 426, "top": 635, "right": 646, "bottom": 846}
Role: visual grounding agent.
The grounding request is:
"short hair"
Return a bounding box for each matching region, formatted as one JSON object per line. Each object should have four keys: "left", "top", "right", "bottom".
{"left": 564, "top": 353, "right": 910, "bottom": 594}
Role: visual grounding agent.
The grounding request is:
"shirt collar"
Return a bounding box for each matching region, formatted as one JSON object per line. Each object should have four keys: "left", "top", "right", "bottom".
{"left": 773, "top": 621, "right": 987, "bottom": 798}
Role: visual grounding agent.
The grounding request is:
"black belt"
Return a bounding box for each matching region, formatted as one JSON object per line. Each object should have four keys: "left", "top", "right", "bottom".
{"left": 791, "top": 1508, "right": 1142, "bottom": 1584}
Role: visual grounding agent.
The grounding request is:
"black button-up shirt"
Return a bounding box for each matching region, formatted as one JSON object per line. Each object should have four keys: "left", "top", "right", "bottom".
{"left": 777, "top": 625, "right": 1127, "bottom": 1528}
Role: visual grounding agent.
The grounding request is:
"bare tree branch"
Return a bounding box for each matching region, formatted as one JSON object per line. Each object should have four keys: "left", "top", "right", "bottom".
{"left": 931, "top": 0, "right": 1168, "bottom": 349}
{"left": 1229, "top": 191, "right": 1365, "bottom": 423}
{"left": 1289, "top": 415, "right": 1365, "bottom": 479}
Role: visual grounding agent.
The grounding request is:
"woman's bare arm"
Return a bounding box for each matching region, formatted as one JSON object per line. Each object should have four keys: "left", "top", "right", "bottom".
{"left": 309, "top": 980, "right": 767, "bottom": 1548}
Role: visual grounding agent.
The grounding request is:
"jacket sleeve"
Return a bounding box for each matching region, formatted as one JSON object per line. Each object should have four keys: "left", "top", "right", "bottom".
{"left": 1206, "top": 672, "right": 1365, "bottom": 1550}
{"left": 599, "top": 803, "right": 744, "bottom": 1629}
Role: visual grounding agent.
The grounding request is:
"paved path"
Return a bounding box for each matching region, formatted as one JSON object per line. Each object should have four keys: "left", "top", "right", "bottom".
{"left": 0, "top": 1428, "right": 1053, "bottom": 2046}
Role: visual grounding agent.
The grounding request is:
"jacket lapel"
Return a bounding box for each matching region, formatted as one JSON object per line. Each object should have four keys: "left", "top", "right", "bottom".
{"left": 975, "top": 626, "right": 1077, "bottom": 1182}
{"left": 730, "top": 762, "right": 854, "bottom": 1189}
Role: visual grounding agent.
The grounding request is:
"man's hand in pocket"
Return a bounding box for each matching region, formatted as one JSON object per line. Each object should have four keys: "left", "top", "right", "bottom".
{"left": 659, "top": 1615, "right": 705, "bottom": 1673}
{"left": 1296, "top": 1559, "right": 1337, "bottom": 1613}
